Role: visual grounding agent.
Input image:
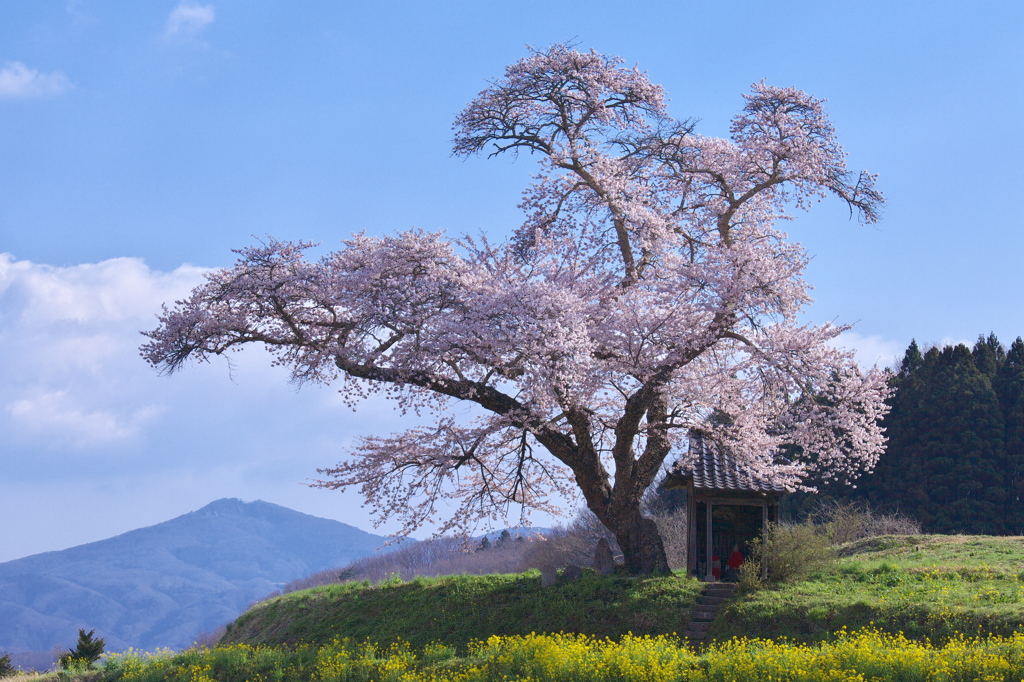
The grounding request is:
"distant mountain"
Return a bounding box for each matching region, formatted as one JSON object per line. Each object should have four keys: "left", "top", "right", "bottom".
{"left": 0, "top": 498, "right": 394, "bottom": 656}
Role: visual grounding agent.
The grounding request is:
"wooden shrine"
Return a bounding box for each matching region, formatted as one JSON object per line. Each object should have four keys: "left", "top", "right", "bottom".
{"left": 663, "top": 430, "right": 786, "bottom": 581}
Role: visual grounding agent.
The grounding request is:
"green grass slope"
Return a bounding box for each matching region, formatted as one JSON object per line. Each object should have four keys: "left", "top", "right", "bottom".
{"left": 220, "top": 570, "right": 704, "bottom": 650}
{"left": 712, "top": 534, "right": 1024, "bottom": 643}
{"left": 221, "top": 534, "right": 1024, "bottom": 654}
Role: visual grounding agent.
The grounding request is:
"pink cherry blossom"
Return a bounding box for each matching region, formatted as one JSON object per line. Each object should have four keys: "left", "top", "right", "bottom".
{"left": 142, "top": 43, "right": 888, "bottom": 574}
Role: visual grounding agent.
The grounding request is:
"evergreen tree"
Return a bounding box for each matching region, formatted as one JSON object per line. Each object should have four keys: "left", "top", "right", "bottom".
{"left": 0, "top": 653, "right": 14, "bottom": 678}
{"left": 918, "top": 345, "right": 1005, "bottom": 533}
{"left": 855, "top": 341, "right": 932, "bottom": 516}
{"left": 997, "top": 338, "right": 1024, "bottom": 532}
{"left": 857, "top": 338, "right": 1008, "bottom": 533}
{"left": 973, "top": 333, "right": 1006, "bottom": 381}
{"left": 60, "top": 629, "right": 105, "bottom": 669}
{"left": 900, "top": 339, "right": 925, "bottom": 377}
{"left": 642, "top": 476, "right": 689, "bottom": 516}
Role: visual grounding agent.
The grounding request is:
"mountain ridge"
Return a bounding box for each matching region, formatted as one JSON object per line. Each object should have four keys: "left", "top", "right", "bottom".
{"left": 0, "top": 498, "right": 392, "bottom": 655}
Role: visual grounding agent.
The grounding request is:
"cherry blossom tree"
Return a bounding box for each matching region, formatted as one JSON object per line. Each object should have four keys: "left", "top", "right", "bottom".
{"left": 142, "top": 44, "right": 889, "bottom": 574}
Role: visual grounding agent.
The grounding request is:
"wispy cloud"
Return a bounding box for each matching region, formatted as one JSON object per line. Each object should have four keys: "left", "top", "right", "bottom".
{"left": 0, "top": 62, "right": 72, "bottom": 99}
{"left": 8, "top": 390, "right": 163, "bottom": 447}
{"left": 164, "top": 3, "right": 215, "bottom": 39}
{"left": 831, "top": 331, "right": 906, "bottom": 371}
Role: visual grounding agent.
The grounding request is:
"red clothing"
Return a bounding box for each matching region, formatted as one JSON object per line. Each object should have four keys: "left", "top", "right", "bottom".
{"left": 726, "top": 551, "right": 744, "bottom": 569}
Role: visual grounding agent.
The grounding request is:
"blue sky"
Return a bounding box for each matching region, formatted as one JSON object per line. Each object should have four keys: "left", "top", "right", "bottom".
{"left": 1, "top": 0, "right": 1022, "bottom": 562}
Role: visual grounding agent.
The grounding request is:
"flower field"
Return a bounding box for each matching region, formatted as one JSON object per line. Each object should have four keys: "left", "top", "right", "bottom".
{"left": 95, "top": 629, "right": 1024, "bottom": 682}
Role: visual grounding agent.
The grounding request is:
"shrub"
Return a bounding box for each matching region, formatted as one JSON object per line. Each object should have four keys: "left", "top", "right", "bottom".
{"left": 736, "top": 558, "right": 763, "bottom": 592}
{"left": 749, "top": 521, "right": 835, "bottom": 584}
{"left": 737, "top": 499, "right": 919, "bottom": 589}
{"left": 192, "top": 625, "right": 226, "bottom": 649}
{"left": 807, "top": 500, "right": 921, "bottom": 545}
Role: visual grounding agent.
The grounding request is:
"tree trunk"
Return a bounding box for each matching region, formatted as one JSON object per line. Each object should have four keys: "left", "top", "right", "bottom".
{"left": 571, "top": 436, "right": 672, "bottom": 575}
{"left": 612, "top": 512, "right": 671, "bottom": 575}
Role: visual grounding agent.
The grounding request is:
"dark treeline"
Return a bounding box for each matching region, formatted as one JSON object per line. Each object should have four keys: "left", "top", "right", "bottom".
{"left": 800, "top": 333, "right": 1024, "bottom": 535}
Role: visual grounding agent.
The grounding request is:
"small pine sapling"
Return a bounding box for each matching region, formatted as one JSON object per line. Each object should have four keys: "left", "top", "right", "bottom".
{"left": 0, "top": 653, "right": 15, "bottom": 678}
{"left": 59, "top": 629, "right": 105, "bottom": 669}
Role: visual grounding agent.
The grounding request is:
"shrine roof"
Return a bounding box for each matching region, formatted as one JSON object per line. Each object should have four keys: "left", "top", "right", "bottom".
{"left": 666, "top": 431, "right": 789, "bottom": 494}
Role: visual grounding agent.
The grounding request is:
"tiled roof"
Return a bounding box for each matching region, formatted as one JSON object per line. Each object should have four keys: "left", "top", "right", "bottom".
{"left": 668, "top": 431, "right": 788, "bottom": 494}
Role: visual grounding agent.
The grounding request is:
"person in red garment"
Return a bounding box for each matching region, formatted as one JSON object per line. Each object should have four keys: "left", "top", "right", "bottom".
{"left": 723, "top": 544, "right": 745, "bottom": 582}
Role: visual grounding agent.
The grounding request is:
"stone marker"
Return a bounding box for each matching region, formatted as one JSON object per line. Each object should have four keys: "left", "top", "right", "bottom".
{"left": 541, "top": 564, "right": 557, "bottom": 587}
{"left": 562, "top": 564, "right": 582, "bottom": 581}
{"left": 594, "top": 537, "right": 615, "bottom": 575}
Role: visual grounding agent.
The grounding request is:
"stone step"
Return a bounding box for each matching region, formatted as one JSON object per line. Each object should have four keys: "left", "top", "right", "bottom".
{"left": 691, "top": 607, "right": 719, "bottom": 621}
{"left": 681, "top": 582, "right": 735, "bottom": 649}
{"left": 704, "top": 593, "right": 735, "bottom": 601}
{"left": 704, "top": 584, "right": 737, "bottom": 595}
{"left": 683, "top": 635, "right": 707, "bottom": 651}
{"left": 702, "top": 591, "right": 734, "bottom": 601}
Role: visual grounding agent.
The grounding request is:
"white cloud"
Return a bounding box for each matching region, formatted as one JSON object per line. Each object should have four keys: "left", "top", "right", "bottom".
{"left": 0, "top": 253, "right": 207, "bottom": 325}
{"left": 937, "top": 336, "right": 975, "bottom": 351}
{"left": 830, "top": 331, "right": 906, "bottom": 371}
{"left": 8, "top": 390, "right": 162, "bottom": 447}
{"left": 0, "top": 254, "right": 206, "bottom": 447}
{"left": 164, "top": 3, "right": 215, "bottom": 39}
{"left": 0, "top": 62, "right": 72, "bottom": 99}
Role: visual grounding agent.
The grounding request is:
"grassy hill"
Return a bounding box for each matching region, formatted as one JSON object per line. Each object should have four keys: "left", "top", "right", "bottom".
{"left": 219, "top": 570, "right": 705, "bottom": 650}
{"left": 217, "top": 533, "right": 1024, "bottom": 653}
{"left": 712, "top": 533, "right": 1024, "bottom": 643}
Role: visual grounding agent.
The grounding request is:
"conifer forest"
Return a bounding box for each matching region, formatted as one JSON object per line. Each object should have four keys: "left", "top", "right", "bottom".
{"left": 806, "top": 334, "right": 1024, "bottom": 535}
